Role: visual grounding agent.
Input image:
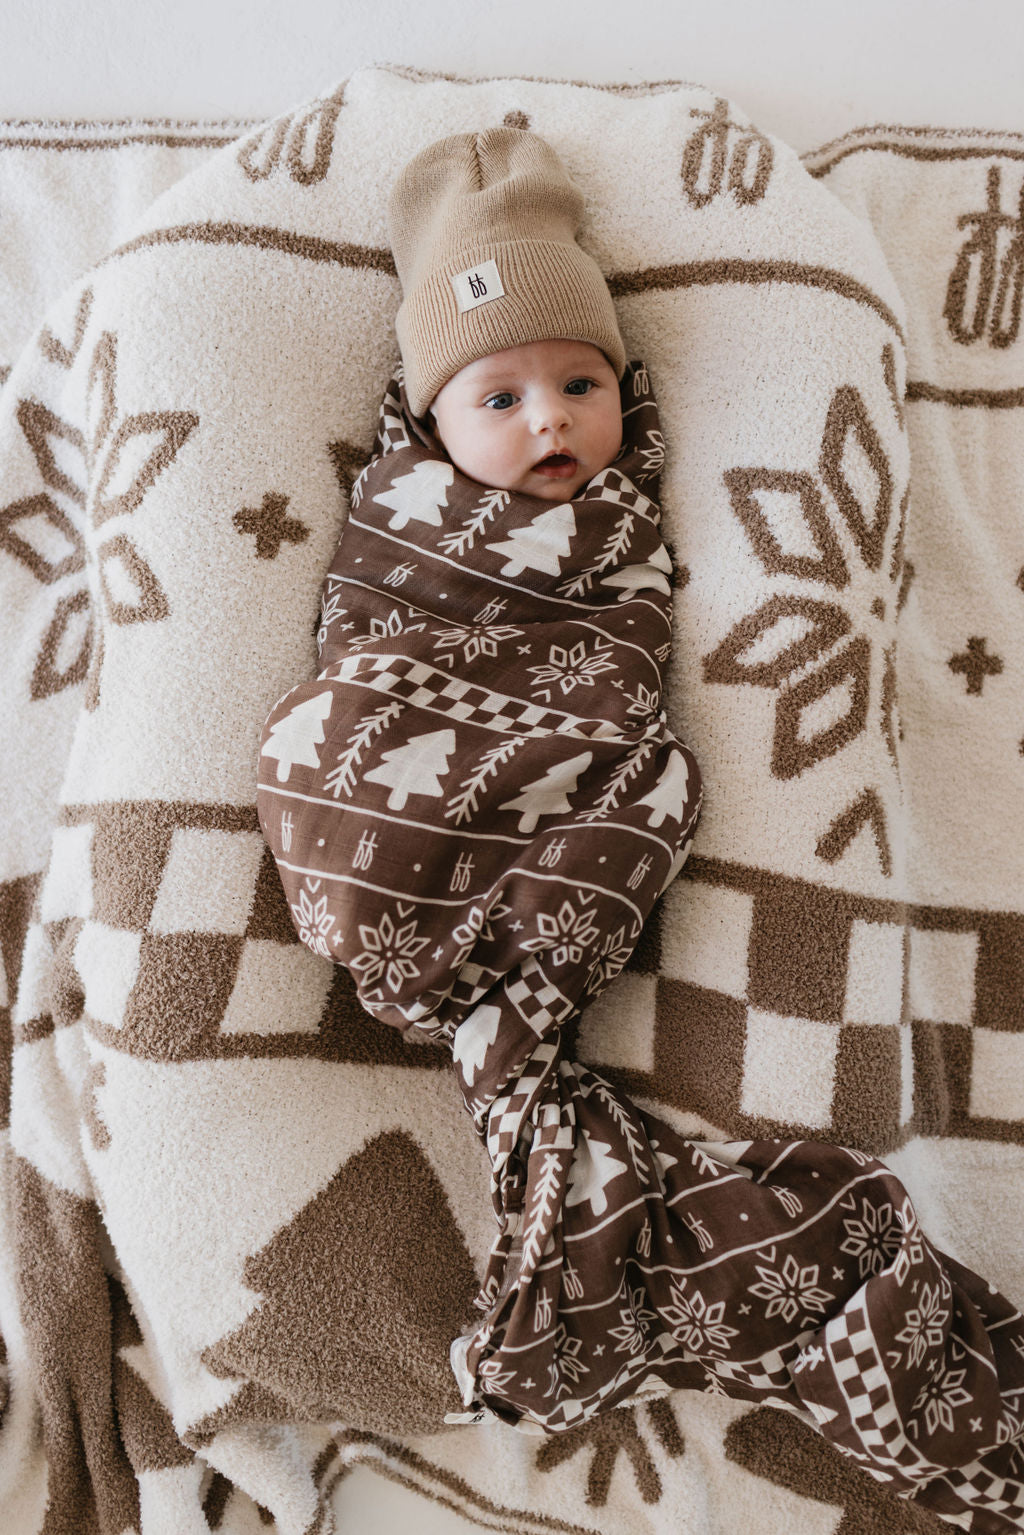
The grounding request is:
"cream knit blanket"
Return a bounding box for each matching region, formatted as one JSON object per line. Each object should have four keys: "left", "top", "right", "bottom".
{"left": 2, "top": 68, "right": 1023, "bottom": 1535}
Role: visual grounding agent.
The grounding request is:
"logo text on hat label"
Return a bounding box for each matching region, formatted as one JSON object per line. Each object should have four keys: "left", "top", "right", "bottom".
{"left": 451, "top": 259, "right": 505, "bottom": 313}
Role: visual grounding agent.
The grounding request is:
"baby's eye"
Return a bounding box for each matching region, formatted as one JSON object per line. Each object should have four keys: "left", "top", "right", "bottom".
{"left": 565, "top": 378, "right": 595, "bottom": 396}
{"left": 484, "top": 392, "right": 517, "bottom": 411}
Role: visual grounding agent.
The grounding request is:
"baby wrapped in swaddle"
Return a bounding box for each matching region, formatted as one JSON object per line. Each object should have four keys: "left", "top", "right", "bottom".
{"left": 257, "top": 128, "right": 701, "bottom": 1104}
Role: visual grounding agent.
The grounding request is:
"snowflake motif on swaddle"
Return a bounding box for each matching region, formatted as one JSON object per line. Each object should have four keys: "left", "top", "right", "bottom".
{"left": 350, "top": 904, "right": 432, "bottom": 996}
{"left": 290, "top": 875, "right": 340, "bottom": 959}
{"left": 894, "top": 1282, "right": 950, "bottom": 1369}
{"left": 526, "top": 637, "right": 618, "bottom": 697}
{"left": 748, "top": 1253, "right": 836, "bottom": 1327}
{"left": 431, "top": 611, "right": 524, "bottom": 666}
{"left": 608, "top": 1283, "right": 658, "bottom": 1356}
{"left": 520, "top": 893, "right": 600, "bottom": 967}
{"left": 660, "top": 1280, "right": 739, "bottom": 1357}
{"left": 838, "top": 1196, "right": 905, "bottom": 1279}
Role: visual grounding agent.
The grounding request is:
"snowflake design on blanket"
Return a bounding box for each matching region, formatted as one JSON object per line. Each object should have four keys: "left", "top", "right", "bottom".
{"left": 431, "top": 604, "right": 524, "bottom": 667}
{"left": 838, "top": 1195, "right": 905, "bottom": 1279}
{"left": 702, "top": 358, "right": 910, "bottom": 866}
{"left": 548, "top": 1324, "right": 590, "bottom": 1398}
{"left": 0, "top": 322, "right": 198, "bottom": 707}
{"left": 585, "top": 920, "right": 641, "bottom": 994}
{"left": 608, "top": 1283, "right": 658, "bottom": 1356}
{"left": 912, "top": 1360, "right": 974, "bottom": 1438}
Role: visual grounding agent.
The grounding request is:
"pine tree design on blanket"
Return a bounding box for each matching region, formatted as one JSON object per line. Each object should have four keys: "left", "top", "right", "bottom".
{"left": 256, "top": 365, "right": 1024, "bottom": 1525}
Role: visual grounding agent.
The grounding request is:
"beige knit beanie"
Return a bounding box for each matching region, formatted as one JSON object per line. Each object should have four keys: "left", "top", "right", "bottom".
{"left": 388, "top": 128, "right": 626, "bottom": 417}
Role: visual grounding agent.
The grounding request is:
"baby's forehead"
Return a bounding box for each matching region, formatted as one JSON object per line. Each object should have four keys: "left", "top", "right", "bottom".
{"left": 448, "top": 340, "right": 615, "bottom": 391}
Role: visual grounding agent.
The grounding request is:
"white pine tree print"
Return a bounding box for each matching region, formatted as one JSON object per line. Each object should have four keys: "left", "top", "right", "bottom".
{"left": 452, "top": 1004, "right": 502, "bottom": 1088}
{"left": 260, "top": 691, "right": 332, "bottom": 782}
{"left": 363, "top": 728, "right": 457, "bottom": 810}
{"left": 601, "top": 542, "right": 673, "bottom": 598}
{"left": 375, "top": 459, "right": 454, "bottom": 530}
{"left": 565, "top": 1133, "right": 629, "bottom": 1216}
{"left": 486, "top": 503, "right": 576, "bottom": 577}
{"left": 636, "top": 751, "right": 690, "bottom": 826}
{"left": 498, "top": 751, "right": 593, "bottom": 832}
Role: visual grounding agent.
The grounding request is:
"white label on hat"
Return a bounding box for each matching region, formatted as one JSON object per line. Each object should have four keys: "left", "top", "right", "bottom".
{"left": 451, "top": 259, "right": 505, "bottom": 313}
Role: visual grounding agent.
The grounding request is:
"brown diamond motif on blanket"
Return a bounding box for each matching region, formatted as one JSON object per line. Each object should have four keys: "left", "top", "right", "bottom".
{"left": 97, "top": 532, "right": 170, "bottom": 623}
{"left": 30, "top": 588, "right": 93, "bottom": 700}
{"left": 0, "top": 492, "right": 85, "bottom": 582}
{"left": 87, "top": 331, "right": 199, "bottom": 528}
{"left": 202, "top": 1129, "right": 477, "bottom": 1436}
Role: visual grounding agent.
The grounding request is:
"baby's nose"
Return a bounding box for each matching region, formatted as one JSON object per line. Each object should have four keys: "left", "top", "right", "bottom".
{"left": 530, "top": 390, "right": 572, "bottom": 433}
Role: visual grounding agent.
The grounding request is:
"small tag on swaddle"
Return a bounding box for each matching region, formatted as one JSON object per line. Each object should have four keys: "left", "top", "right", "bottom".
{"left": 444, "top": 1408, "right": 498, "bottom": 1426}
{"left": 451, "top": 259, "right": 505, "bottom": 313}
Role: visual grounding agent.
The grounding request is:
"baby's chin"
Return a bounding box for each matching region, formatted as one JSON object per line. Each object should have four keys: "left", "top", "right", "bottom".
{"left": 520, "top": 477, "right": 590, "bottom": 503}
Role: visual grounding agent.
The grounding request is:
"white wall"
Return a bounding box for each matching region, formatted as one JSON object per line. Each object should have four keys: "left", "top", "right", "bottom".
{"left": 5, "top": 0, "right": 1024, "bottom": 150}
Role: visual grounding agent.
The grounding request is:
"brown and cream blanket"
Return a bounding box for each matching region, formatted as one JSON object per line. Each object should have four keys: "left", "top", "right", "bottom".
{"left": 2, "top": 66, "right": 1024, "bottom": 1535}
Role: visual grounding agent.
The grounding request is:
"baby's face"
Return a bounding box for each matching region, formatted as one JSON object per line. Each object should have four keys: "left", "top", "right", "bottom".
{"left": 430, "top": 339, "right": 622, "bottom": 503}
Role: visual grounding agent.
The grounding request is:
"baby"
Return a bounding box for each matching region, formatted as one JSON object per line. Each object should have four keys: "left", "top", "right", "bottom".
{"left": 258, "top": 126, "right": 701, "bottom": 1066}
{"left": 254, "top": 132, "right": 1024, "bottom": 1504}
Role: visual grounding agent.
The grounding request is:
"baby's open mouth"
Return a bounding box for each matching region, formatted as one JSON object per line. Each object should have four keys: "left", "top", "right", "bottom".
{"left": 533, "top": 452, "right": 578, "bottom": 477}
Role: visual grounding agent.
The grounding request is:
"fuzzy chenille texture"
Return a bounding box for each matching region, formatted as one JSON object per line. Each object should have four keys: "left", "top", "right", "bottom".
{"left": 1, "top": 68, "right": 1023, "bottom": 1535}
